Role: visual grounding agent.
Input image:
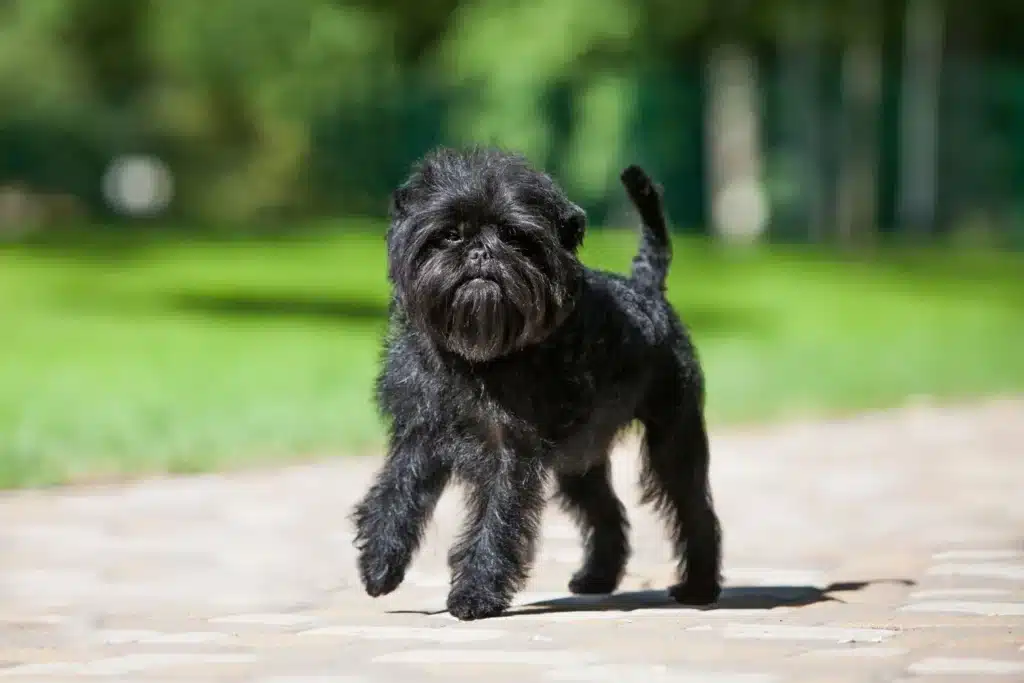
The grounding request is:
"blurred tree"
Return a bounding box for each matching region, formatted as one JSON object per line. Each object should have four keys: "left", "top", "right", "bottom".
{"left": 765, "top": 0, "right": 827, "bottom": 241}
{"left": 835, "top": 0, "right": 884, "bottom": 246}
{"left": 63, "top": 0, "right": 152, "bottom": 109}
{"left": 898, "top": 0, "right": 944, "bottom": 240}
{"left": 0, "top": 0, "right": 1021, "bottom": 238}
{"left": 433, "top": 0, "right": 638, "bottom": 184}
{"left": 0, "top": 0, "right": 112, "bottom": 216}
{"left": 703, "top": 0, "right": 769, "bottom": 244}
{"left": 0, "top": 0, "right": 86, "bottom": 114}
{"left": 144, "top": 0, "right": 395, "bottom": 222}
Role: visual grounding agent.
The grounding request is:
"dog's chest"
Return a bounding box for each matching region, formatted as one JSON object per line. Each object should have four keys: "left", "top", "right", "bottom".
{"left": 448, "top": 356, "right": 632, "bottom": 459}
{"left": 478, "top": 354, "right": 589, "bottom": 413}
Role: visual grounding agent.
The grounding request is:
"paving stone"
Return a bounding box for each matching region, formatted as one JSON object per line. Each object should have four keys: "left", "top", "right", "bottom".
{"left": 909, "top": 588, "right": 1010, "bottom": 599}
{"left": 926, "top": 564, "right": 1024, "bottom": 581}
{"left": 256, "top": 678, "right": 370, "bottom": 683}
{"left": 900, "top": 601, "right": 1024, "bottom": 616}
{"left": 207, "top": 613, "right": 318, "bottom": 627}
{"left": 907, "top": 657, "right": 1024, "bottom": 675}
{"left": 371, "top": 649, "right": 603, "bottom": 666}
{"left": 722, "top": 568, "right": 828, "bottom": 588}
{"left": 0, "top": 653, "right": 258, "bottom": 677}
{"left": 721, "top": 624, "right": 897, "bottom": 643}
{"left": 543, "top": 525, "right": 580, "bottom": 541}
{"left": 797, "top": 646, "right": 909, "bottom": 658}
{"left": 296, "top": 625, "right": 507, "bottom": 642}
{"left": 95, "top": 629, "right": 236, "bottom": 646}
{"left": 543, "top": 664, "right": 779, "bottom": 682}
{"left": 932, "top": 550, "right": 1024, "bottom": 562}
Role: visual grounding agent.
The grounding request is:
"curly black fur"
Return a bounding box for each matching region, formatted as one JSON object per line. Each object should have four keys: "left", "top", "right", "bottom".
{"left": 351, "top": 147, "right": 723, "bottom": 620}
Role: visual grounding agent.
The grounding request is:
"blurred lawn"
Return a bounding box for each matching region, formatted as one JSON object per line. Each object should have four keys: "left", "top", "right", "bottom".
{"left": 1, "top": 224, "right": 1022, "bottom": 488}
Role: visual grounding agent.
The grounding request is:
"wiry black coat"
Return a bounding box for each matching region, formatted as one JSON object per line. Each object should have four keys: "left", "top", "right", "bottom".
{"left": 352, "top": 148, "right": 722, "bottom": 620}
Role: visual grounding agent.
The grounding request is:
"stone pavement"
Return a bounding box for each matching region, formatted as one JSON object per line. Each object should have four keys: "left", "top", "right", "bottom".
{"left": 1, "top": 398, "right": 1022, "bottom": 682}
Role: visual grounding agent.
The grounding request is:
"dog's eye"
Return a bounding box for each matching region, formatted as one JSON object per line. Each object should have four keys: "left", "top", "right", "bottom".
{"left": 442, "top": 225, "right": 463, "bottom": 244}
{"left": 505, "top": 227, "right": 530, "bottom": 247}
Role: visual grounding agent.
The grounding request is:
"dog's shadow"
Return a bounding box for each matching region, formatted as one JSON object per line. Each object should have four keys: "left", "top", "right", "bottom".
{"left": 391, "top": 579, "right": 915, "bottom": 619}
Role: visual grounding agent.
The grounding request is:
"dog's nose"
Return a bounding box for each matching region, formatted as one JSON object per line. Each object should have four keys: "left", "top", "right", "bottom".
{"left": 468, "top": 246, "right": 490, "bottom": 262}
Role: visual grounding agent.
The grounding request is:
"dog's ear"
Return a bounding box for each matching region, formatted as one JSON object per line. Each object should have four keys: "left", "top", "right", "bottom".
{"left": 385, "top": 185, "right": 413, "bottom": 272}
{"left": 559, "top": 203, "right": 586, "bottom": 251}
{"left": 390, "top": 185, "right": 412, "bottom": 221}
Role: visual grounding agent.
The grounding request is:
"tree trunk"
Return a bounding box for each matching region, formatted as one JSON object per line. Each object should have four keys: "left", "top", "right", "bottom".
{"left": 898, "top": 0, "right": 945, "bottom": 238}
{"left": 778, "top": 4, "right": 826, "bottom": 241}
{"left": 705, "top": 43, "right": 769, "bottom": 244}
{"left": 836, "top": 16, "right": 883, "bottom": 246}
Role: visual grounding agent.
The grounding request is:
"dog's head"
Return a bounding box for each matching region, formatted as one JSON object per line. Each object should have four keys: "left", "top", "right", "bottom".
{"left": 386, "top": 147, "right": 585, "bottom": 362}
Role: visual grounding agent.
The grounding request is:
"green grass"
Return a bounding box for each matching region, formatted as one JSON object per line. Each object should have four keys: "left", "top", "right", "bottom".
{"left": 2, "top": 224, "right": 1022, "bottom": 488}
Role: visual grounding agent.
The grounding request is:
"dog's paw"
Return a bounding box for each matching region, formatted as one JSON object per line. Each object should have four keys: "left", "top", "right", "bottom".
{"left": 669, "top": 579, "right": 721, "bottom": 606}
{"left": 357, "top": 548, "right": 408, "bottom": 598}
{"left": 568, "top": 570, "right": 620, "bottom": 595}
{"left": 446, "top": 587, "right": 510, "bottom": 621}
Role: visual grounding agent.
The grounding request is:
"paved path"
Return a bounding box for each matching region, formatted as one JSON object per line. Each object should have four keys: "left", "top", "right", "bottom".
{"left": 1, "top": 398, "right": 1022, "bottom": 682}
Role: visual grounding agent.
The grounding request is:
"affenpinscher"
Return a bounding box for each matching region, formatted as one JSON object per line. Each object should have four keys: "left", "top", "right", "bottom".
{"left": 351, "top": 147, "right": 722, "bottom": 620}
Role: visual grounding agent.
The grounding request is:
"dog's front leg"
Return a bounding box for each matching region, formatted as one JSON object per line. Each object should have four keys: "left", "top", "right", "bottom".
{"left": 446, "top": 453, "right": 548, "bottom": 620}
{"left": 351, "top": 430, "right": 451, "bottom": 598}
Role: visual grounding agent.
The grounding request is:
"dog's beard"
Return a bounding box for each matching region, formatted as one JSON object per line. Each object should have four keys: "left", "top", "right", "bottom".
{"left": 396, "top": 231, "right": 579, "bottom": 362}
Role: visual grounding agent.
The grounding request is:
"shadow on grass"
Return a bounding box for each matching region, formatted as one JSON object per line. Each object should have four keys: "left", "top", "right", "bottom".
{"left": 678, "top": 305, "right": 775, "bottom": 338}
{"left": 170, "top": 292, "right": 390, "bottom": 323}
{"left": 391, "top": 579, "right": 915, "bottom": 619}
{"left": 169, "top": 292, "right": 773, "bottom": 338}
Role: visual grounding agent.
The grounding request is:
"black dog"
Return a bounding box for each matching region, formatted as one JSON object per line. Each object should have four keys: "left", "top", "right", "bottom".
{"left": 352, "top": 147, "right": 722, "bottom": 620}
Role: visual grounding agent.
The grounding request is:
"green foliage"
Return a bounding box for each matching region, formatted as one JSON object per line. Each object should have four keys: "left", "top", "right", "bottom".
{"left": 437, "top": 0, "right": 635, "bottom": 163}
{"left": 0, "top": 0, "right": 86, "bottom": 112}
{"left": 0, "top": 0, "right": 399, "bottom": 222}
{"left": 1, "top": 0, "right": 1023, "bottom": 230}
{"left": 143, "top": 0, "right": 396, "bottom": 221}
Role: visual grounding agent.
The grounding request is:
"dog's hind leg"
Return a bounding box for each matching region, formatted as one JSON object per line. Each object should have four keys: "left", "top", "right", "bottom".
{"left": 556, "top": 461, "right": 631, "bottom": 594}
{"left": 637, "top": 376, "right": 722, "bottom": 604}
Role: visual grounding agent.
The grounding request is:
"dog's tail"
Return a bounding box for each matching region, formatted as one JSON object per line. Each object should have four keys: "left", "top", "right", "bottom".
{"left": 621, "top": 165, "right": 671, "bottom": 293}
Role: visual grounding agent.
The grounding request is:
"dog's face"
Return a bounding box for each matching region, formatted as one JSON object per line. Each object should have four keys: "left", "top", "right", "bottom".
{"left": 386, "top": 148, "right": 585, "bottom": 362}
